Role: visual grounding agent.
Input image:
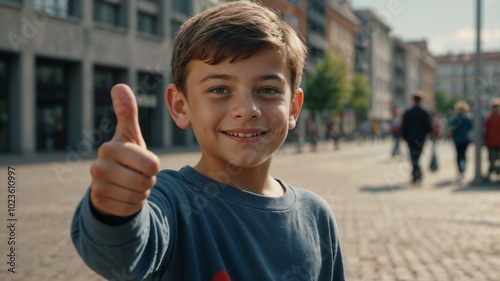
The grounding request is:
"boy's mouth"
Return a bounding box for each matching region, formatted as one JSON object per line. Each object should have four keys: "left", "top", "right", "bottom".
{"left": 223, "top": 131, "right": 266, "bottom": 138}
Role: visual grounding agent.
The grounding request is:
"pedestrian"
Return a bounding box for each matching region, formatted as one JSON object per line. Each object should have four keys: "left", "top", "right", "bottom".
{"left": 447, "top": 100, "right": 473, "bottom": 181}
{"left": 483, "top": 98, "right": 500, "bottom": 181}
{"left": 390, "top": 109, "right": 402, "bottom": 157}
{"left": 70, "top": 2, "right": 345, "bottom": 281}
{"left": 328, "top": 121, "right": 341, "bottom": 150}
{"left": 307, "top": 119, "right": 320, "bottom": 152}
{"left": 401, "top": 91, "right": 432, "bottom": 183}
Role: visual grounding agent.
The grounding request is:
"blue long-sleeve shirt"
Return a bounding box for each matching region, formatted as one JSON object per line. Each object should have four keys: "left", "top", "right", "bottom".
{"left": 449, "top": 114, "right": 473, "bottom": 144}
{"left": 71, "top": 166, "right": 345, "bottom": 280}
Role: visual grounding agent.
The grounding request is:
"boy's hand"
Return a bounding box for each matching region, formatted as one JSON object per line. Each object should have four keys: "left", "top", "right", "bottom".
{"left": 90, "top": 84, "right": 160, "bottom": 217}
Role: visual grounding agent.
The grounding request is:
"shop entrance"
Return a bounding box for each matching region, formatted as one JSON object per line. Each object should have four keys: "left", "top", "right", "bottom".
{"left": 36, "top": 59, "right": 69, "bottom": 151}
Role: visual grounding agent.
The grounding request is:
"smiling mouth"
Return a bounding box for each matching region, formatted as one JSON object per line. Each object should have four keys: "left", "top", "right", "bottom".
{"left": 223, "top": 131, "right": 266, "bottom": 138}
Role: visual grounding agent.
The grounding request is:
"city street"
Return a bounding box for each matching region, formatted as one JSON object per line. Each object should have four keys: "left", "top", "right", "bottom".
{"left": 0, "top": 140, "right": 499, "bottom": 281}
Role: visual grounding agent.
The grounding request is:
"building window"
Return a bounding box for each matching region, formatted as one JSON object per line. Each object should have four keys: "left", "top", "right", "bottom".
{"left": 138, "top": 12, "right": 158, "bottom": 35}
{"left": 94, "top": 0, "right": 121, "bottom": 27}
{"left": 3, "top": 0, "right": 22, "bottom": 4}
{"left": 0, "top": 57, "right": 8, "bottom": 151}
{"left": 137, "top": 72, "right": 162, "bottom": 145}
{"left": 173, "top": 0, "right": 191, "bottom": 15}
{"left": 94, "top": 66, "right": 126, "bottom": 146}
{"left": 36, "top": 60, "right": 69, "bottom": 151}
{"left": 34, "top": 0, "right": 78, "bottom": 18}
{"left": 170, "top": 20, "right": 182, "bottom": 39}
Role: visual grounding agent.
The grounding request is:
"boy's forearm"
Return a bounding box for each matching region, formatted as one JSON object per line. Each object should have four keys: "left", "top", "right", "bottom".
{"left": 71, "top": 189, "right": 170, "bottom": 280}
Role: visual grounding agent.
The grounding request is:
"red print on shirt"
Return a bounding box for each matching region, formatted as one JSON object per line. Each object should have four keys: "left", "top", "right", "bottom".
{"left": 211, "top": 270, "right": 231, "bottom": 281}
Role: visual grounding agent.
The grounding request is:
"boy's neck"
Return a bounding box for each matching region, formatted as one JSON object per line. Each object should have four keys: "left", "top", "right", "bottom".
{"left": 193, "top": 160, "right": 285, "bottom": 197}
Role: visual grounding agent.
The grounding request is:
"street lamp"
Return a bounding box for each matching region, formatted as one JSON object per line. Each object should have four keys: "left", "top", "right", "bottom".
{"left": 473, "top": 0, "right": 483, "bottom": 182}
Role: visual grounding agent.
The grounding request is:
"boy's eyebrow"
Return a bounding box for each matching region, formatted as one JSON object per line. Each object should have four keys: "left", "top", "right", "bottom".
{"left": 199, "top": 74, "right": 234, "bottom": 83}
{"left": 199, "top": 73, "right": 286, "bottom": 84}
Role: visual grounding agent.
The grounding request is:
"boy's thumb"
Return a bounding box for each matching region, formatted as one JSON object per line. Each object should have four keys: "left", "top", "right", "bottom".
{"left": 111, "top": 84, "right": 146, "bottom": 148}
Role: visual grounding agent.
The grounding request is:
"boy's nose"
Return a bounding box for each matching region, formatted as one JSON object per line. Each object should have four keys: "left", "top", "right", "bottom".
{"left": 232, "top": 93, "right": 261, "bottom": 120}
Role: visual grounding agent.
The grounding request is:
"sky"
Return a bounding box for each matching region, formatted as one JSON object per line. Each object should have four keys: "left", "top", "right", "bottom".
{"left": 351, "top": 0, "right": 500, "bottom": 55}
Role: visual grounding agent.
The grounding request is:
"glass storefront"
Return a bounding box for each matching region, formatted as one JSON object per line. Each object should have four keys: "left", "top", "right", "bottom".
{"left": 36, "top": 60, "right": 68, "bottom": 151}
{"left": 94, "top": 66, "right": 126, "bottom": 147}
{"left": 137, "top": 72, "right": 162, "bottom": 145}
{"left": 0, "top": 57, "right": 8, "bottom": 151}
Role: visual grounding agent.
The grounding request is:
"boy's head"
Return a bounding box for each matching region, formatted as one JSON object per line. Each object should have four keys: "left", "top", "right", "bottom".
{"left": 171, "top": 0, "right": 307, "bottom": 96}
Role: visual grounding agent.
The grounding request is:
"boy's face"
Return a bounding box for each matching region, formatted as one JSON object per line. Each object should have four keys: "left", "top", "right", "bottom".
{"left": 167, "top": 47, "right": 303, "bottom": 169}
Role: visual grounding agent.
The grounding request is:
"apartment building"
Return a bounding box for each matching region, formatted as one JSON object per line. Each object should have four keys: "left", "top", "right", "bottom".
{"left": 434, "top": 51, "right": 500, "bottom": 105}
{"left": 392, "top": 37, "right": 422, "bottom": 112}
{"left": 406, "top": 40, "right": 436, "bottom": 111}
{"left": 353, "top": 9, "right": 392, "bottom": 122}
{"left": 326, "top": 0, "right": 359, "bottom": 79}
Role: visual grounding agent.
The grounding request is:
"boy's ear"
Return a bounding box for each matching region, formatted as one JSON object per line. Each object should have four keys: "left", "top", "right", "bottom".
{"left": 165, "top": 83, "right": 191, "bottom": 129}
{"left": 289, "top": 88, "right": 304, "bottom": 130}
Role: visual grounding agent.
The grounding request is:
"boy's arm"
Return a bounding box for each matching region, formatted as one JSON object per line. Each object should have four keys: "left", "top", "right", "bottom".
{"left": 71, "top": 84, "right": 165, "bottom": 279}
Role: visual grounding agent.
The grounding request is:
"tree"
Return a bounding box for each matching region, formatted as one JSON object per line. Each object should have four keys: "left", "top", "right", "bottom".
{"left": 349, "top": 73, "right": 371, "bottom": 120}
{"left": 304, "top": 53, "right": 351, "bottom": 116}
{"left": 435, "top": 90, "right": 460, "bottom": 120}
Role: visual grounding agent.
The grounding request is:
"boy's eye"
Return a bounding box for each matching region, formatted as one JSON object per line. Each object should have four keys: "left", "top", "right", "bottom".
{"left": 258, "top": 87, "right": 279, "bottom": 95}
{"left": 210, "top": 87, "right": 230, "bottom": 95}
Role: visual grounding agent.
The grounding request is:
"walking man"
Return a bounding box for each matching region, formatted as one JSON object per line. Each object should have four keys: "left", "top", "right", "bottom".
{"left": 401, "top": 91, "right": 432, "bottom": 183}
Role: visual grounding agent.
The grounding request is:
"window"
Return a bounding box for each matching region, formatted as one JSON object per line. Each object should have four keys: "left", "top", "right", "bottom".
{"left": 3, "top": 0, "right": 21, "bottom": 4}
{"left": 36, "top": 60, "right": 69, "bottom": 151}
{"left": 173, "top": 0, "right": 191, "bottom": 15}
{"left": 170, "top": 20, "right": 182, "bottom": 39}
{"left": 94, "top": 66, "right": 126, "bottom": 146}
{"left": 34, "top": 0, "right": 78, "bottom": 18}
{"left": 138, "top": 12, "right": 158, "bottom": 35}
{"left": 0, "top": 58, "right": 8, "bottom": 151}
{"left": 94, "top": 0, "right": 121, "bottom": 27}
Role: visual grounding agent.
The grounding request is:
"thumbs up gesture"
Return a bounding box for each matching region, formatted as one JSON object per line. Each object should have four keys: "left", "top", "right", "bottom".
{"left": 90, "top": 84, "right": 160, "bottom": 217}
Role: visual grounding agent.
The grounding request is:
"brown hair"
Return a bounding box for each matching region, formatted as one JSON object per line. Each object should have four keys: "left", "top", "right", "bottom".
{"left": 171, "top": 1, "right": 307, "bottom": 95}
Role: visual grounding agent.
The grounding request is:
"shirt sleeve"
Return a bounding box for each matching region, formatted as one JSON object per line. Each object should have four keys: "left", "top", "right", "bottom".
{"left": 70, "top": 189, "right": 171, "bottom": 280}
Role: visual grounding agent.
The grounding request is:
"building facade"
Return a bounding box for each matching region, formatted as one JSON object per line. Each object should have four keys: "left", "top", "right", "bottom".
{"left": 326, "top": 0, "right": 359, "bottom": 79}
{"left": 407, "top": 40, "right": 436, "bottom": 111}
{"left": 434, "top": 51, "right": 500, "bottom": 105}
{"left": 354, "top": 9, "right": 392, "bottom": 122}
{"left": 391, "top": 37, "right": 421, "bottom": 112}
{"left": 0, "top": 0, "right": 220, "bottom": 153}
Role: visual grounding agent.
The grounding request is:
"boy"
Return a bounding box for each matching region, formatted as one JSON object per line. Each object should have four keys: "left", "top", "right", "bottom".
{"left": 71, "top": 1, "right": 344, "bottom": 280}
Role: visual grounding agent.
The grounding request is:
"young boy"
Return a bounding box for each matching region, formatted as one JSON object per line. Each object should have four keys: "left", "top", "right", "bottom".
{"left": 71, "top": 1, "right": 344, "bottom": 280}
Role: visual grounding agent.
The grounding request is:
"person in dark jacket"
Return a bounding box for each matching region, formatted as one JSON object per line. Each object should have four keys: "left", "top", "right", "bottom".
{"left": 401, "top": 91, "right": 432, "bottom": 183}
{"left": 448, "top": 100, "right": 473, "bottom": 181}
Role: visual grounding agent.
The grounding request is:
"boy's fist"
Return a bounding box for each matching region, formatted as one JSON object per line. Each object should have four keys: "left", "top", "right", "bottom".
{"left": 89, "top": 84, "right": 160, "bottom": 217}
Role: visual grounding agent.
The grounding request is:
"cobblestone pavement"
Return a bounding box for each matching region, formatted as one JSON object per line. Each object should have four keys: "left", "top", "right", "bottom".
{"left": 0, "top": 140, "right": 498, "bottom": 281}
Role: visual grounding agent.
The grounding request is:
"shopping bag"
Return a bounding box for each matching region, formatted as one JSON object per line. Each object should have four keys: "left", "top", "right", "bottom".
{"left": 430, "top": 152, "right": 438, "bottom": 172}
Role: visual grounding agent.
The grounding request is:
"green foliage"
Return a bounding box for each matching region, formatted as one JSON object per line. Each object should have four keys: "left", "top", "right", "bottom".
{"left": 349, "top": 73, "right": 371, "bottom": 118}
{"left": 435, "top": 90, "right": 460, "bottom": 120}
{"left": 305, "top": 53, "right": 351, "bottom": 114}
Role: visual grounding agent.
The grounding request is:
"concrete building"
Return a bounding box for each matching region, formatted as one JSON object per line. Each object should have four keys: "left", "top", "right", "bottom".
{"left": 354, "top": 9, "right": 392, "bottom": 122}
{"left": 325, "top": 0, "right": 359, "bottom": 133}
{"left": 259, "top": 0, "right": 307, "bottom": 38}
{"left": 391, "top": 37, "right": 422, "bottom": 112}
{"left": 407, "top": 40, "right": 436, "bottom": 111}
{"left": 434, "top": 51, "right": 500, "bottom": 105}
{"left": 0, "top": 0, "right": 236, "bottom": 154}
{"left": 326, "top": 0, "right": 359, "bottom": 80}
{"left": 306, "top": 0, "right": 328, "bottom": 66}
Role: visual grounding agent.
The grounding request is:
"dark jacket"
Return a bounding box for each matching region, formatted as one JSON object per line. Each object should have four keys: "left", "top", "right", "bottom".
{"left": 449, "top": 114, "right": 473, "bottom": 145}
{"left": 401, "top": 105, "right": 432, "bottom": 142}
